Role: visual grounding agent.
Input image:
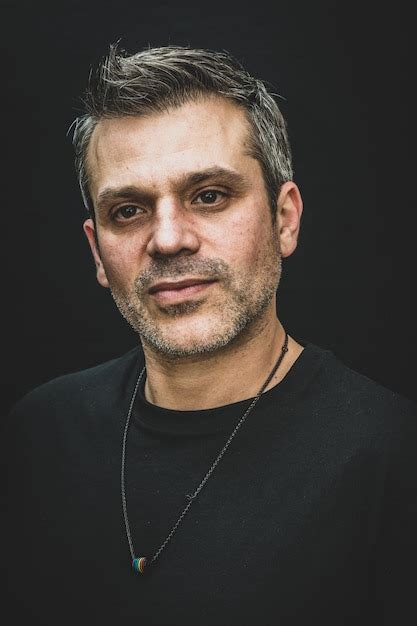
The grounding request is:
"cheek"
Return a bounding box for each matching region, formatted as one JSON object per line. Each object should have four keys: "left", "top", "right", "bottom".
{"left": 98, "top": 236, "right": 142, "bottom": 283}
{"left": 217, "top": 211, "right": 272, "bottom": 268}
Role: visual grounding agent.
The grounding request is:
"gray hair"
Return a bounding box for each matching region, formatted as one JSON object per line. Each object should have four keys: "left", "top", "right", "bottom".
{"left": 71, "top": 44, "right": 293, "bottom": 217}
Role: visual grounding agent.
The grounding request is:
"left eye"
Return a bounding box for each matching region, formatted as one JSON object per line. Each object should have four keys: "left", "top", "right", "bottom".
{"left": 195, "top": 190, "right": 225, "bottom": 204}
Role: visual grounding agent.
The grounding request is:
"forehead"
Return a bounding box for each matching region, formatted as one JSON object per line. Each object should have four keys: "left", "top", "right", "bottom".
{"left": 86, "top": 97, "right": 256, "bottom": 198}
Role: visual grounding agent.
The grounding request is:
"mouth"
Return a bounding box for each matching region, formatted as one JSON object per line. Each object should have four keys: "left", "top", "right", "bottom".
{"left": 148, "top": 278, "right": 217, "bottom": 304}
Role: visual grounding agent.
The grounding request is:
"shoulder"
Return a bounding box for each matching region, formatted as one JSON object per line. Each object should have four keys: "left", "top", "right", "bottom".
{"left": 5, "top": 346, "right": 144, "bottom": 427}
{"left": 301, "top": 342, "right": 417, "bottom": 436}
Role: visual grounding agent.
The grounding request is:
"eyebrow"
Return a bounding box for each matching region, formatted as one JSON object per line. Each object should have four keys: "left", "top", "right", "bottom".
{"left": 182, "top": 167, "right": 251, "bottom": 190}
{"left": 95, "top": 167, "right": 251, "bottom": 212}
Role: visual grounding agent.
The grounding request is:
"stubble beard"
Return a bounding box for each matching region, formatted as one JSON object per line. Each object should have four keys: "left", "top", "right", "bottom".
{"left": 108, "top": 246, "right": 282, "bottom": 358}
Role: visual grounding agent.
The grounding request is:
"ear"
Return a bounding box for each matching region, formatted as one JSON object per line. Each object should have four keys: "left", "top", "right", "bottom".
{"left": 83, "top": 218, "right": 110, "bottom": 288}
{"left": 275, "top": 181, "right": 303, "bottom": 258}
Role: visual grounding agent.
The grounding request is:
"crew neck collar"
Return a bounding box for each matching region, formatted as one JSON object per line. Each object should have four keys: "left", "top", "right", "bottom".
{"left": 132, "top": 341, "right": 329, "bottom": 437}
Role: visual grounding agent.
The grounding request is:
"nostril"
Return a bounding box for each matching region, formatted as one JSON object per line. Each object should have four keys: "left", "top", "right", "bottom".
{"left": 146, "top": 219, "right": 200, "bottom": 258}
{"left": 151, "top": 248, "right": 196, "bottom": 261}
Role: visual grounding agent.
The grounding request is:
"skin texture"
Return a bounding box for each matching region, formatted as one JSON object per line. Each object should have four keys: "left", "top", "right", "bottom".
{"left": 83, "top": 97, "right": 304, "bottom": 409}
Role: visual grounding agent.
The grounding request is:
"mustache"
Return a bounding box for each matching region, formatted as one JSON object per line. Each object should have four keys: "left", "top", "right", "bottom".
{"left": 133, "top": 257, "right": 232, "bottom": 293}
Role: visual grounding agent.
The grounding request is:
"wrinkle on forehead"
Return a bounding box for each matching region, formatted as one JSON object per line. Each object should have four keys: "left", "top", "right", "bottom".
{"left": 86, "top": 98, "right": 253, "bottom": 196}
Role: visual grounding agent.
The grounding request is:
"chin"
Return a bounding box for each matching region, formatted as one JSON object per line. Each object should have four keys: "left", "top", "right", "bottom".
{"left": 143, "top": 322, "right": 235, "bottom": 357}
{"left": 139, "top": 308, "right": 260, "bottom": 358}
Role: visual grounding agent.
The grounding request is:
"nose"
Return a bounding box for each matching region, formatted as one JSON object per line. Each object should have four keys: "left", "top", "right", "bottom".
{"left": 145, "top": 200, "right": 200, "bottom": 259}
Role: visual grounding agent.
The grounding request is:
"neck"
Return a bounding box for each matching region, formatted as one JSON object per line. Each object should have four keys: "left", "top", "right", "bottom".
{"left": 141, "top": 308, "right": 304, "bottom": 410}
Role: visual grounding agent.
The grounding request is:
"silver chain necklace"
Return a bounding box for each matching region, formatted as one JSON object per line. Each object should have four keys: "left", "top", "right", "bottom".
{"left": 121, "top": 331, "right": 289, "bottom": 574}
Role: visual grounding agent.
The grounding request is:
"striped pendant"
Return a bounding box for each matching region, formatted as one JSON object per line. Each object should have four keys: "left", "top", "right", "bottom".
{"left": 132, "top": 557, "right": 147, "bottom": 573}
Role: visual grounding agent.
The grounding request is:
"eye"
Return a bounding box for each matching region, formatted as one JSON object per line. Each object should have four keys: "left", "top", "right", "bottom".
{"left": 113, "top": 205, "right": 142, "bottom": 221}
{"left": 194, "top": 189, "right": 226, "bottom": 205}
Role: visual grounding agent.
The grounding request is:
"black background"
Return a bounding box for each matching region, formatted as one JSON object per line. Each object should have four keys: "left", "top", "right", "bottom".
{"left": 2, "top": 0, "right": 416, "bottom": 414}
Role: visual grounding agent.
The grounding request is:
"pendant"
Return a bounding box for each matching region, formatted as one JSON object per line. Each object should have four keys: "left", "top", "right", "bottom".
{"left": 132, "top": 557, "right": 147, "bottom": 573}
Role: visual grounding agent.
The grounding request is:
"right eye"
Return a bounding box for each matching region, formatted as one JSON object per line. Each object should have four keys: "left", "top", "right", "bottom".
{"left": 113, "top": 205, "right": 142, "bottom": 221}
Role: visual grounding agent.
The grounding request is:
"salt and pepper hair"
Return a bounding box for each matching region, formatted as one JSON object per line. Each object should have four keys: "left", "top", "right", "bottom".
{"left": 72, "top": 44, "right": 293, "bottom": 218}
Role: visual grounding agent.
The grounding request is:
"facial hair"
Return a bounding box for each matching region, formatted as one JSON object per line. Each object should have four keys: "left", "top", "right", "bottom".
{"left": 108, "top": 247, "right": 282, "bottom": 358}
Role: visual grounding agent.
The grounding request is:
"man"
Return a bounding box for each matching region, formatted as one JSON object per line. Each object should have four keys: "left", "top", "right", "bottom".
{"left": 3, "top": 45, "right": 416, "bottom": 625}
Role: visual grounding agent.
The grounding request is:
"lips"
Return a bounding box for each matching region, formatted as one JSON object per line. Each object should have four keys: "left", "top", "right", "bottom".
{"left": 148, "top": 278, "right": 217, "bottom": 303}
{"left": 149, "top": 278, "right": 215, "bottom": 294}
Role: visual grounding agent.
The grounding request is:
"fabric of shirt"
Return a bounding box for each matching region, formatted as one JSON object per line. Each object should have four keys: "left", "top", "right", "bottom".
{"left": 2, "top": 342, "right": 416, "bottom": 625}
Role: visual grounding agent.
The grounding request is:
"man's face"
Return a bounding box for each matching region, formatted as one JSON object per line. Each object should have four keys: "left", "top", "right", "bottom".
{"left": 84, "top": 97, "right": 293, "bottom": 357}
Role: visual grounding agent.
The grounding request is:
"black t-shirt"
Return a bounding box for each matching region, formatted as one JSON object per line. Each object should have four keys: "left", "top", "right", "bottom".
{"left": 2, "top": 342, "right": 416, "bottom": 625}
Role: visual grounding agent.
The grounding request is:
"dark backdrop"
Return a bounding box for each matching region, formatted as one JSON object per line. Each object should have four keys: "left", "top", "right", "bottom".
{"left": 2, "top": 0, "right": 416, "bottom": 415}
